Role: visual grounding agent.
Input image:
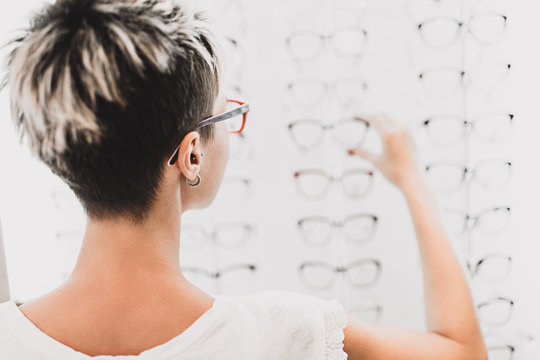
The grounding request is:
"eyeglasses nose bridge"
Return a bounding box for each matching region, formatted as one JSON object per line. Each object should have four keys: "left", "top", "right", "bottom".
{"left": 463, "top": 166, "right": 473, "bottom": 183}
{"left": 468, "top": 214, "right": 479, "bottom": 230}
{"left": 322, "top": 123, "right": 334, "bottom": 131}
{"left": 465, "top": 260, "right": 475, "bottom": 275}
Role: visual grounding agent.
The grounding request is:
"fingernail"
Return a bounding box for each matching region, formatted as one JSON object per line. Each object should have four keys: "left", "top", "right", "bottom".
{"left": 347, "top": 149, "right": 355, "bottom": 155}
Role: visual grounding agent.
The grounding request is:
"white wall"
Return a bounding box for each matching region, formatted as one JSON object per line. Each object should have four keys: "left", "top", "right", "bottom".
{"left": 0, "top": 0, "right": 538, "bottom": 357}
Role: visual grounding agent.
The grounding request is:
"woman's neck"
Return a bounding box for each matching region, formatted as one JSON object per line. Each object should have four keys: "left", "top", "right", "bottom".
{"left": 69, "top": 204, "right": 185, "bottom": 289}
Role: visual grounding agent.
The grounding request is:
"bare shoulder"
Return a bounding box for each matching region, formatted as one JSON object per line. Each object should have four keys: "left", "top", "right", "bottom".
{"left": 18, "top": 292, "right": 65, "bottom": 327}
{"left": 16, "top": 286, "right": 216, "bottom": 356}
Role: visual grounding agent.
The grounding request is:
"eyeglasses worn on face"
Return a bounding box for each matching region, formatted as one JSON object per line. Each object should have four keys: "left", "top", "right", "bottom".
{"left": 168, "top": 99, "right": 250, "bottom": 166}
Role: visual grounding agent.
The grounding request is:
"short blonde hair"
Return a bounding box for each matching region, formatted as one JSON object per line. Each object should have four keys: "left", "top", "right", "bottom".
{"left": 2, "top": 0, "right": 223, "bottom": 223}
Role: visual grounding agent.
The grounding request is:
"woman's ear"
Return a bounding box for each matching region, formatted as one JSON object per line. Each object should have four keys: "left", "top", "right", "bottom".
{"left": 177, "top": 131, "right": 202, "bottom": 180}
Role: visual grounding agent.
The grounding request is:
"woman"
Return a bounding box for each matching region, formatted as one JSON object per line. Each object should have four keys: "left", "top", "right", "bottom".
{"left": 0, "top": 0, "right": 487, "bottom": 359}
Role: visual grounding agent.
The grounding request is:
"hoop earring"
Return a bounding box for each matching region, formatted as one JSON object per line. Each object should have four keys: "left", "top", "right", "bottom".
{"left": 186, "top": 174, "right": 201, "bottom": 188}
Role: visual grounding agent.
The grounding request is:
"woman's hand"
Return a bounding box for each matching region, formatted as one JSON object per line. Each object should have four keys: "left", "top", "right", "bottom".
{"left": 343, "top": 113, "right": 487, "bottom": 360}
{"left": 347, "top": 114, "right": 425, "bottom": 192}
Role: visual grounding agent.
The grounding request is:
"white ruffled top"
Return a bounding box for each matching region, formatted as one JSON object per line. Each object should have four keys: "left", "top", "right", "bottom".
{"left": 0, "top": 290, "right": 349, "bottom": 359}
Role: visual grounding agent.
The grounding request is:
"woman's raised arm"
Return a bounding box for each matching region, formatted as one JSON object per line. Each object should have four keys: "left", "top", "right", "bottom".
{"left": 342, "top": 114, "right": 487, "bottom": 360}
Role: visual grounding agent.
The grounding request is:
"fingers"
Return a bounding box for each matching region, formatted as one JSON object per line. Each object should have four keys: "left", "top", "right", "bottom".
{"left": 347, "top": 147, "right": 378, "bottom": 164}
{"left": 355, "top": 113, "right": 401, "bottom": 136}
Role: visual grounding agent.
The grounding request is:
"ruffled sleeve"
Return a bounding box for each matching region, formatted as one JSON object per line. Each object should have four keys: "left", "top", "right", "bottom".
{"left": 225, "top": 290, "right": 351, "bottom": 360}
{"left": 320, "top": 298, "right": 349, "bottom": 360}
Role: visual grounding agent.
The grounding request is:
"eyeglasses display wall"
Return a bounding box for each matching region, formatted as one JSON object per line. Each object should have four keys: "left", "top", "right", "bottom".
{"left": 192, "top": 0, "right": 532, "bottom": 357}
{"left": 0, "top": 0, "right": 537, "bottom": 358}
